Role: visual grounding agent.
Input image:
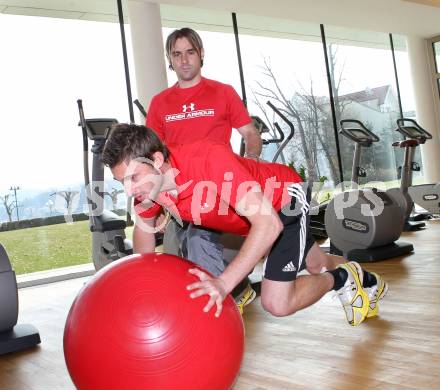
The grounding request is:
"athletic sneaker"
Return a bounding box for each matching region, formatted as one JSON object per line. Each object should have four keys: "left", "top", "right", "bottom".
{"left": 336, "top": 262, "right": 370, "bottom": 326}
{"left": 365, "top": 272, "right": 389, "bottom": 318}
{"left": 234, "top": 283, "right": 257, "bottom": 315}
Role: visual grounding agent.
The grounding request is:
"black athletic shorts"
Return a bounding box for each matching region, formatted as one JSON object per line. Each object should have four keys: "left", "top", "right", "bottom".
{"left": 263, "top": 183, "right": 315, "bottom": 282}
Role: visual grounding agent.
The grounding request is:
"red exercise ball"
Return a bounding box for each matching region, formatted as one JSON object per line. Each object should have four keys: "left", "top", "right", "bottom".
{"left": 63, "top": 253, "right": 244, "bottom": 390}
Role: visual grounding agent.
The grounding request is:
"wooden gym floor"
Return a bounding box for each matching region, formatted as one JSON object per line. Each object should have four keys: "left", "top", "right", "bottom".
{"left": 0, "top": 220, "right": 439, "bottom": 389}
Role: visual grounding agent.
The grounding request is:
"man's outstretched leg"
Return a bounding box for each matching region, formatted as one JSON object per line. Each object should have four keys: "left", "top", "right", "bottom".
{"left": 262, "top": 183, "right": 386, "bottom": 325}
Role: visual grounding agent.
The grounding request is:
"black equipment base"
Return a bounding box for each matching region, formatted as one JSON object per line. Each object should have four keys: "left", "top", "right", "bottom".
{"left": 0, "top": 324, "right": 41, "bottom": 355}
{"left": 404, "top": 220, "right": 425, "bottom": 231}
{"left": 330, "top": 241, "right": 414, "bottom": 263}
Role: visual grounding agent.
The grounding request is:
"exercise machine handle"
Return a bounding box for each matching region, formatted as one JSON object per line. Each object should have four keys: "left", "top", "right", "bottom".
{"left": 267, "top": 101, "right": 295, "bottom": 139}
{"left": 133, "top": 99, "right": 147, "bottom": 119}
{"left": 266, "top": 101, "right": 295, "bottom": 162}
{"left": 77, "top": 99, "right": 90, "bottom": 189}
{"left": 261, "top": 123, "right": 285, "bottom": 145}
{"left": 77, "top": 99, "right": 88, "bottom": 153}
{"left": 396, "top": 118, "right": 432, "bottom": 143}
{"left": 340, "top": 119, "right": 379, "bottom": 146}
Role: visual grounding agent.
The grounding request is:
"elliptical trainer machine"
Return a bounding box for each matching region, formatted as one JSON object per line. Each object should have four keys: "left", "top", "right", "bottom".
{"left": 395, "top": 118, "right": 439, "bottom": 218}
{"left": 0, "top": 244, "right": 41, "bottom": 355}
{"left": 324, "top": 120, "right": 413, "bottom": 262}
{"left": 78, "top": 100, "right": 133, "bottom": 270}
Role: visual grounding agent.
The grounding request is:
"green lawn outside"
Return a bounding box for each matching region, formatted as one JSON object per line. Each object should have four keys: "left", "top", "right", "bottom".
{"left": 0, "top": 220, "right": 92, "bottom": 275}
{"left": 0, "top": 221, "right": 134, "bottom": 275}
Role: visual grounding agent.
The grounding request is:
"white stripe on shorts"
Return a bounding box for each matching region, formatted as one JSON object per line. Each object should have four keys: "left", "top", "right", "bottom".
{"left": 286, "top": 183, "right": 309, "bottom": 271}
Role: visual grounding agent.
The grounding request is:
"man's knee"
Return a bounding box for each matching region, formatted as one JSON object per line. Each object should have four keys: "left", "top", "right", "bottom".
{"left": 260, "top": 293, "right": 298, "bottom": 317}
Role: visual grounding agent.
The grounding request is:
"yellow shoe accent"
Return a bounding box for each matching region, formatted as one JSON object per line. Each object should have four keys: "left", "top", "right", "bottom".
{"left": 366, "top": 272, "right": 389, "bottom": 318}
{"left": 336, "top": 262, "right": 370, "bottom": 326}
{"left": 234, "top": 284, "right": 257, "bottom": 315}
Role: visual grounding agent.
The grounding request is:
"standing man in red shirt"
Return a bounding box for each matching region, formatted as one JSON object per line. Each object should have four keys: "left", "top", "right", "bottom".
{"left": 146, "top": 28, "right": 262, "bottom": 311}
{"left": 102, "top": 124, "right": 388, "bottom": 326}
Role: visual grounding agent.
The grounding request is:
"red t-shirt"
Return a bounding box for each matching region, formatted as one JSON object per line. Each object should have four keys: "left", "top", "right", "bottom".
{"left": 146, "top": 77, "right": 251, "bottom": 146}
{"left": 135, "top": 141, "right": 303, "bottom": 236}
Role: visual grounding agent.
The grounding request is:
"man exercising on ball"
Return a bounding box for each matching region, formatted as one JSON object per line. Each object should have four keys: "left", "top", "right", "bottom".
{"left": 102, "top": 124, "right": 388, "bottom": 325}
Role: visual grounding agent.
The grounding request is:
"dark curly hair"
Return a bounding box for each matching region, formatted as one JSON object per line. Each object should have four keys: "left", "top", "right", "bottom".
{"left": 102, "top": 124, "right": 169, "bottom": 168}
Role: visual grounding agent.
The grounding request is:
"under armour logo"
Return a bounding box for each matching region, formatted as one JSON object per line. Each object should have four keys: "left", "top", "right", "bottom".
{"left": 182, "top": 103, "right": 195, "bottom": 112}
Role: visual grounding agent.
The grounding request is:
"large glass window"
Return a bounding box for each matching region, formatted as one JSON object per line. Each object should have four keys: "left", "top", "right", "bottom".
{"left": 236, "top": 15, "right": 335, "bottom": 204}
{"left": 393, "top": 35, "right": 417, "bottom": 116}
{"left": 432, "top": 39, "right": 440, "bottom": 103}
{"left": 393, "top": 34, "right": 424, "bottom": 184}
{"left": 0, "top": 12, "right": 135, "bottom": 274}
{"left": 433, "top": 41, "right": 440, "bottom": 73}
{"left": 325, "top": 27, "right": 403, "bottom": 187}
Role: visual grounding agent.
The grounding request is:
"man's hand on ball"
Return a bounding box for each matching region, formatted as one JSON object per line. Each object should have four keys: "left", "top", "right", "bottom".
{"left": 187, "top": 268, "right": 228, "bottom": 318}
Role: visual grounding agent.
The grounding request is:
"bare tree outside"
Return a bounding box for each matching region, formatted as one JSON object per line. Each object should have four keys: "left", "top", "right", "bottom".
{"left": 251, "top": 52, "right": 347, "bottom": 186}
{"left": 104, "top": 188, "right": 124, "bottom": 210}
{"left": 0, "top": 194, "right": 15, "bottom": 222}
{"left": 249, "top": 43, "right": 400, "bottom": 194}
{"left": 50, "top": 189, "right": 80, "bottom": 223}
{"left": 45, "top": 199, "right": 55, "bottom": 216}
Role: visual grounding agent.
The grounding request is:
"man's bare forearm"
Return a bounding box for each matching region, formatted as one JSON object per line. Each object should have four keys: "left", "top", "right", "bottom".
{"left": 218, "top": 217, "right": 282, "bottom": 293}
{"left": 133, "top": 224, "right": 156, "bottom": 253}
{"left": 244, "top": 131, "right": 262, "bottom": 157}
{"left": 239, "top": 123, "right": 262, "bottom": 157}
